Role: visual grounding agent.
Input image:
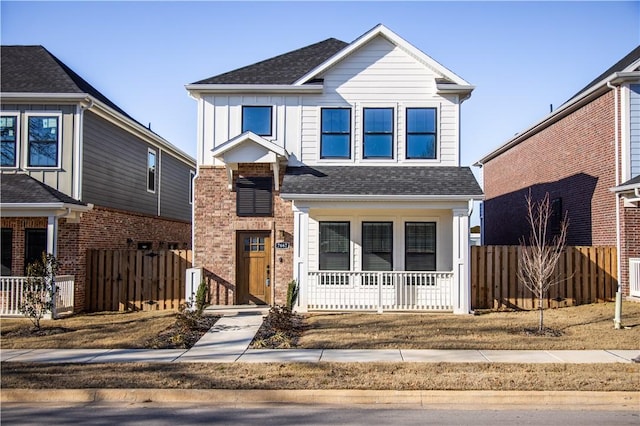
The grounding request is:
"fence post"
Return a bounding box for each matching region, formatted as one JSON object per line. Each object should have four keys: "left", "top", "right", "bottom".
{"left": 377, "top": 272, "right": 383, "bottom": 313}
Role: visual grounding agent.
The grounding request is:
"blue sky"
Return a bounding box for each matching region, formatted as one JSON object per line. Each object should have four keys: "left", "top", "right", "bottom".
{"left": 2, "top": 1, "right": 639, "bottom": 171}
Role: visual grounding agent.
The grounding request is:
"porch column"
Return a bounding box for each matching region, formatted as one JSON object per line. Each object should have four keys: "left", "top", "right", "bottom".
{"left": 452, "top": 207, "right": 471, "bottom": 314}
{"left": 293, "top": 205, "right": 309, "bottom": 312}
{"left": 47, "top": 215, "right": 58, "bottom": 257}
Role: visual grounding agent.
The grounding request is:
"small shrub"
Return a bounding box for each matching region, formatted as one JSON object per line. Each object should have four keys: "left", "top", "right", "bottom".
{"left": 195, "top": 278, "right": 209, "bottom": 314}
{"left": 285, "top": 279, "right": 299, "bottom": 310}
{"left": 19, "top": 253, "right": 59, "bottom": 330}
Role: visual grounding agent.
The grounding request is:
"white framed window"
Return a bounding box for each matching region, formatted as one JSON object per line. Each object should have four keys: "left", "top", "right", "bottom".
{"left": 242, "top": 105, "right": 273, "bottom": 137}
{"left": 189, "top": 170, "right": 195, "bottom": 204}
{"left": 320, "top": 108, "right": 352, "bottom": 159}
{"left": 147, "top": 148, "right": 157, "bottom": 193}
{"left": 1, "top": 113, "right": 20, "bottom": 168}
{"left": 25, "top": 112, "right": 62, "bottom": 168}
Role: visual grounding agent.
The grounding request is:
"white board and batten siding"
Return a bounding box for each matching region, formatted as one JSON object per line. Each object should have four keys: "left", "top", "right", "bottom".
{"left": 199, "top": 34, "right": 462, "bottom": 168}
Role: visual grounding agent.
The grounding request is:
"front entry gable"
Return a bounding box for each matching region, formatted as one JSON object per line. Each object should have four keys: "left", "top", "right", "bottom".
{"left": 211, "top": 131, "right": 289, "bottom": 190}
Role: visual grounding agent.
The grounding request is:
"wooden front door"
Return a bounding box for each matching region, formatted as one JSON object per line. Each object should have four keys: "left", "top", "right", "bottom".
{"left": 236, "top": 232, "right": 271, "bottom": 305}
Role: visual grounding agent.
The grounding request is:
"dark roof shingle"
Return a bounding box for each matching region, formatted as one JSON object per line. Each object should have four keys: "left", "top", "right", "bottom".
{"left": 281, "top": 166, "right": 483, "bottom": 197}
{"left": 564, "top": 45, "right": 640, "bottom": 105}
{"left": 1, "top": 45, "right": 131, "bottom": 119}
{"left": 0, "top": 173, "right": 87, "bottom": 205}
{"left": 193, "top": 38, "right": 348, "bottom": 85}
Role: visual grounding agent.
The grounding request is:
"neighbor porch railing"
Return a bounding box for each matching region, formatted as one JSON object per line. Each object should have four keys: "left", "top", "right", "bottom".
{"left": 307, "top": 271, "right": 454, "bottom": 312}
{"left": 630, "top": 258, "right": 640, "bottom": 298}
{"left": 0, "top": 275, "right": 75, "bottom": 318}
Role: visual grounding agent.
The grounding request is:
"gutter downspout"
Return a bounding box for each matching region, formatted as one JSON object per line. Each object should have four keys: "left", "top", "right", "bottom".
{"left": 608, "top": 81, "right": 623, "bottom": 329}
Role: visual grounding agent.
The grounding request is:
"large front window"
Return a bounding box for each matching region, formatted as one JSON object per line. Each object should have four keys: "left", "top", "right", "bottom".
{"left": 406, "top": 108, "right": 437, "bottom": 159}
{"left": 405, "top": 222, "right": 436, "bottom": 271}
{"left": 362, "top": 222, "right": 393, "bottom": 270}
{"left": 242, "top": 106, "right": 272, "bottom": 136}
{"left": 28, "top": 115, "right": 59, "bottom": 167}
{"left": 1, "top": 115, "right": 18, "bottom": 167}
{"left": 363, "top": 108, "right": 393, "bottom": 159}
{"left": 321, "top": 108, "right": 351, "bottom": 159}
{"left": 319, "top": 222, "right": 350, "bottom": 270}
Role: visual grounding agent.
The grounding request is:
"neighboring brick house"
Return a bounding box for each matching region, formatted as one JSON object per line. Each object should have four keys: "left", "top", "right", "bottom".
{"left": 1, "top": 46, "right": 195, "bottom": 312}
{"left": 186, "top": 25, "right": 483, "bottom": 313}
{"left": 476, "top": 45, "right": 640, "bottom": 299}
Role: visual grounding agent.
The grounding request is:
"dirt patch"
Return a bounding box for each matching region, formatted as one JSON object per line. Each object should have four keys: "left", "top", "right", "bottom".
{"left": 250, "top": 306, "right": 305, "bottom": 349}
{"left": 2, "top": 327, "right": 75, "bottom": 338}
{"left": 146, "top": 314, "right": 219, "bottom": 349}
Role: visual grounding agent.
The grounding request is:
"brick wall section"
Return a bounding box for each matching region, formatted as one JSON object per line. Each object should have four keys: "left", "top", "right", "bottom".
{"left": 620, "top": 199, "right": 640, "bottom": 296}
{"left": 483, "top": 91, "right": 617, "bottom": 246}
{"left": 193, "top": 165, "right": 294, "bottom": 306}
{"left": 1, "top": 217, "right": 48, "bottom": 275}
{"left": 2, "top": 207, "right": 191, "bottom": 312}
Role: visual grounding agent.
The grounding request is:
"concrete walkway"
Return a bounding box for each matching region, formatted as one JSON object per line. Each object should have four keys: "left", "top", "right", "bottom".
{"left": 2, "top": 309, "right": 639, "bottom": 364}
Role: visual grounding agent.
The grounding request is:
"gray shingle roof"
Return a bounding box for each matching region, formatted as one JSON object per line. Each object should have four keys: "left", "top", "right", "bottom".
{"left": 619, "top": 175, "right": 640, "bottom": 188}
{"left": 564, "top": 45, "right": 640, "bottom": 105}
{"left": 0, "top": 173, "right": 87, "bottom": 205}
{"left": 281, "top": 166, "right": 483, "bottom": 197}
{"left": 1, "top": 45, "right": 131, "bottom": 119}
{"left": 192, "top": 38, "right": 348, "bottom": 85}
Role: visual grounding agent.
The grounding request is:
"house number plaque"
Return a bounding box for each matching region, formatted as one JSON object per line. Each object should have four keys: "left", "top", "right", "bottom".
{"left": 275, "top": 242, "right": 290, "bottom": 249}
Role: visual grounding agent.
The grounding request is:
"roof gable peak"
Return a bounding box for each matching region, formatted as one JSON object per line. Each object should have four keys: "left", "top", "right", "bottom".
{"left": 294, "top": 24, "right": 471, "bottom": 87}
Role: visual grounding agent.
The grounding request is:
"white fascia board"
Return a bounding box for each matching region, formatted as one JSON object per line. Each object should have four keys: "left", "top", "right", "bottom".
{"left": 0, "top": 92, "right": 89, "bottom": 102}
{"left": 294, "top": 24, "right": 471, "bottom": 86}
{"left": 88, "top": 98, "right": 195, "bottom": 166}
{"left": 211, "top": 131, "right": 289, "bottom": 159}
{"left": 280, "top": 194, "right": 484, "bottom": 202}
{"left": 185, "top": 84, "right": 323, "bottom": 97}
{"left": 0, "top": 202, "right": 93, "bottom": 217}
{"left": 475, "top": 70, "right": 640, "bottom": 167}
{"left": 610, "top": 181, "right": 640, "bottom": 193}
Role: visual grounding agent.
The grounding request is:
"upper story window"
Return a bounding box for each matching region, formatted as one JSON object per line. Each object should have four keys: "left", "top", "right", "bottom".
{"left": 147, "top": 149, "right": 157, "bottom": 193}
{"left": 27, "top": 114, "right": 60, "bottom": 168}
{"left": 363, "top": 108, "right": 393, "bottom": 159}
{"left": 242, "top": 106, "right": 272, "bottom": 136}
{"left": 320, "top": 108, "right": 351, "bottom": 159}
{"left": 406, "top": 108, "right": 437, "bottom": 159}
{"left": 236, "top": 177, "right": 273, "bottom": 217}
{"left": 0, "top": 115, "right": 18, "bottom": 167}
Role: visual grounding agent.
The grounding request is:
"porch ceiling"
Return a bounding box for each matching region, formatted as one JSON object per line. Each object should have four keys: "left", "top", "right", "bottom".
{"left": 280, "top": 166, "right": 484, "bottom": 200}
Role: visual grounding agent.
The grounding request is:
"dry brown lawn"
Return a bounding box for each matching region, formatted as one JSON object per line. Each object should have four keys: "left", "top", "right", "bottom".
{"left": 2, "top": 362, "right": 639, "bottom": 391}
{"left": 298, "top": 302, "right": 640, "bottom": 350}
{"left": 1, "top": 311, "right": 177, "bottom": 349}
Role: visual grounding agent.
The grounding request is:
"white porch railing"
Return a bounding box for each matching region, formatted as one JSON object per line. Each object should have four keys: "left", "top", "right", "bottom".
{"left": 307, "top": 271, "right": 454, "bottom": 312}
{"left": 0, "top": 275, "right": 75, "bottom": 319}
{"left": 630, "top": 259, "right": 640, "bottom": 298}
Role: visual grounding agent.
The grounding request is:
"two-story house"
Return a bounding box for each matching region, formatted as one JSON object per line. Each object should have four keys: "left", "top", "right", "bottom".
{"left": 1, "top": 46, "right": 195, "bottom": 312}
{"left": 186, "top": 25, "right": 483, "bottom": 313}
{"left": 476, "top": 45, "right": 640, "bottom": 300}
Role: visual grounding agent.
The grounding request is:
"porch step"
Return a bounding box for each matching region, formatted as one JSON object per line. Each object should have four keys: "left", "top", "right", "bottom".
{"left": 203, "top": 304, "right": 270, "bottom": 317}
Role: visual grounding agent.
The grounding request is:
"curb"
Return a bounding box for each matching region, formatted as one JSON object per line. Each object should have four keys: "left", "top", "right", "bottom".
{"left": 2, "top": 389, "right": 638, "bottom": 410}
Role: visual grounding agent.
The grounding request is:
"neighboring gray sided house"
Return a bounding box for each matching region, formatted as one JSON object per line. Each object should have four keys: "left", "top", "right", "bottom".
{"left": 187, "top": 24, "right": 483, "bottom": 314}
{"left": 1, "top": 45, "right": 195, "bottom": 312}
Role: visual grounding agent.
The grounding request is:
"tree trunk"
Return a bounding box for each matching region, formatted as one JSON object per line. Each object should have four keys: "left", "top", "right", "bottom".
{"left": 538, "top": 293, "right": 544, "bottom": 333}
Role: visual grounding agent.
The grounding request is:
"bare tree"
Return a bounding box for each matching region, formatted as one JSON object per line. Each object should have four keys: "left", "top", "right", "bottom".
{"left": 517, "top": 192, "right": 569, "bottom": 333}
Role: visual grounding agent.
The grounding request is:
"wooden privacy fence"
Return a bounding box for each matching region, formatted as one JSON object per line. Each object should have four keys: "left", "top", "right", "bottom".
{"left": 86, "top": 249, "right": 192, "bottom": 312}
{"left": 471, "top": 246, "right": 617, "bottom": 310}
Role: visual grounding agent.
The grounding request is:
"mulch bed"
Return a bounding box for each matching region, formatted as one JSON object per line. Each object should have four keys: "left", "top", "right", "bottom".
{"left": 144, "top": 313, "right": 219, "bottom": 349}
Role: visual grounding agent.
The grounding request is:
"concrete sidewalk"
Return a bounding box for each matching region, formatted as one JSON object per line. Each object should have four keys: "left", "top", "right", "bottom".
{"left": 1, "top": 309, "right": 639, "bottom": 364}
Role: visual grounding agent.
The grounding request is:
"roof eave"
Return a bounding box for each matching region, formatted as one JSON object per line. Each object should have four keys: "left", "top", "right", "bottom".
{"left": 475, "top": 70, "right": 640, "bottom": 167}
{"left": 280, "top": 193, "right": 484, "bottom": 201}
{"left": 0, "top": 92, "right": 89, "bottom": 102}
{"left": 185, "top": 84, "right": 324, "bottom": 97}
{"left": 0, "top": 202, "right": 93, "bottom": 217}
